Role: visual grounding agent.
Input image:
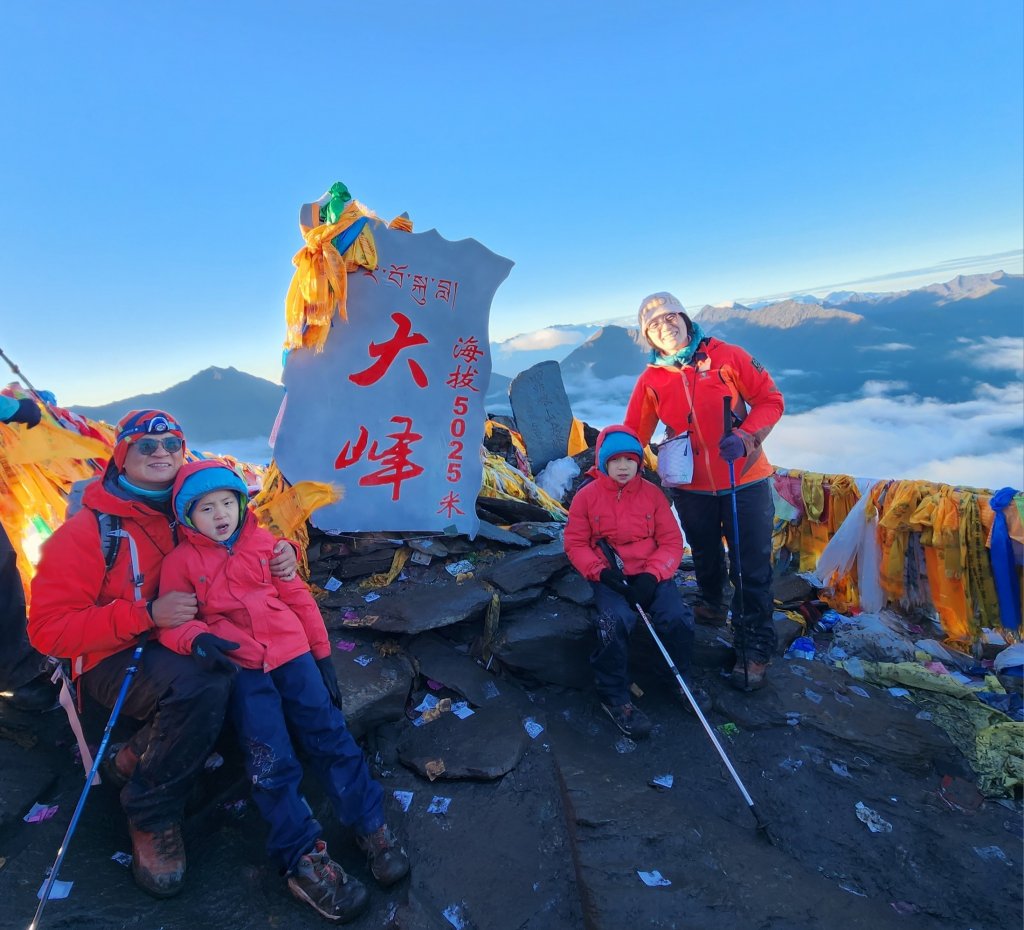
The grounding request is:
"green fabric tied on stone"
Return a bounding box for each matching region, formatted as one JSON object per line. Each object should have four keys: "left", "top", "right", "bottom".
{"left": 321, "top": 181, "right": 352, "bottom": 224}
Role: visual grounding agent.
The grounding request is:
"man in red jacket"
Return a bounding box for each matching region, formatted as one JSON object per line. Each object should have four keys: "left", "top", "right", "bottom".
{"left": 564, "top": 425, "right": 708, "bottom": 739}
{"left": 28, "top": 409, "right": 298, "bottom": 899}
{"left": 625, "top": 292, "right": 784, "bottom": 691}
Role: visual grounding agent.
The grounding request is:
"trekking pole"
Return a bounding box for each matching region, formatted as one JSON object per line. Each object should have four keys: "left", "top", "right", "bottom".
{"left": 596, "top": 538, "right": 775, "bottom": 844}
{"left": 29, "top": 637, "right": 147, "bottom": 930}
{"left": 723, "top": 398, "right": 749, "bottom": 690}
{"left": 0, "top": 346, "right": 64, "bottom": 428}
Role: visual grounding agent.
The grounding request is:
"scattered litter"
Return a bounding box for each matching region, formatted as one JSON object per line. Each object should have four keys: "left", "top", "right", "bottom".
{"left": 938, "top": 775, "right": 984, "bottom": 813}
{"left": 451, "top": 701, "right": 475, "bottom": 719}
{"left": 973, "top": 845, "right": 1013, "bottom": 865}
{"left": 409, "top": 550, "right": 432, "bottom": 566}
{"left": 636, "top": 869, "right": 672, "bottom": 887}
{"left": 424, "top": 759, "right": 446, "bottom": 781}
{"left": 343, "top": 612, "right": 379, "bottom": 627}
{"left": 483, "top": 681, "right": 500, "bottom": 699}
{"left": 779, "top": 757, "right": 803, "bottom": 773}
{"left": 887, "top": 687, "right": 911, "bottom": 699}
{"left": 803, "top": 688, "right": 823, "bottom": 704}
{"left": 830, "top": 762, "right": 852, "bottom": 778}
{"left": 324, "top": 576, "right": 343, "bottom": 592}
{"left": 111, "top": 851, "right": 132, "bottom": 867}
{"left": 445, "top": 560, "right": 475, "bottom": 576}
{"left": 834, "top": 692, "right": 854, "bottom": 707}
{"left": 717, "top": 722, "right": 740, "bottom": 739}
{"left": 420, "top": 699, "right": 452, "bottom": 724}
{"left": 848, "top": 685, "right": 870, "bottom": 698}
{"left": 415, "top": 694, "right": 440, "bottom": 713}
{"left": 427, "top": 796, "right": 452, "bottom": 815}
{"left": 204, "top": 752, "right": 224, "bottom": 771}
{"left": 442, "top": 902, "right": 468, "bottom": 929}
{"left": 354, "top": 655, "right": 373, "bottom": 667}
{"left": 426, "top": 678, "right": 444, "bottom": 690}
{"left": 817, "top": 609, "right": 844, "bottom": 631}
{"left": 785, "top": 712, "right": 801, "bottom": 726}
{"left": 890, "top": 901, "right": 919, "bottom": 915}
{"left": 37, "top": 879, "right": 73, "bottom": 900}
{"left": 786, "top": 636, "right": 816, "bottom": 660}
{"left": 838, "top": 879, "right": 867, "bottom": 897}
{"left": 392, "top": 790, "right": 414, "bottom": 812}
{"left": 650, "top": 774, "right": 674, "bottom": 789}
{"left": 629, "top": 682, "right": 644, "bottom": 699}
{"left": 335, "top": 639, "right": 357, "bottom": 652}
{"left": 342, "top": 609, "right": 359, "bottom": 620}
{"left": 397, "top": 571, "right": 408, "bottom": 582}
{"left": 615, "top": 737, "right": 637, "bottom": 754}
{"left": 948, "top": 671, "right": 973, "bottom": 686}
{"left": 1004, "top": 818, "right": 1024, "bottom": 839}
{"left": 843, "top": 657, "right": 866, "bottom": 679}
{"left": 363, "top": 592, "right": 381, "bottom": 603}
{"left": 24, "top": 803, "right": 58, "bottom": 823}
{"left": 855, "top": 801, "right": 893, "bottom": 833}
{"left": 523, "top": 717, "right": 544, "bottom": 739}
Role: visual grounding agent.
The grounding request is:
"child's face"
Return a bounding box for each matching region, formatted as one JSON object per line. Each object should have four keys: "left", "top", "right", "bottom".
{"left": 607, "top": 454, "right": 639, "bottom": 486}
{"left": 190, "top": 490, "right": 240, "bottom": 542}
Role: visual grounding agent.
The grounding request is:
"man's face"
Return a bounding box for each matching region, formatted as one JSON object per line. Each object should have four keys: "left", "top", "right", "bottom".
{"left": 190, "top": 490, "right": 240, "bottom": 542}
{"left": 122, "top": 435, "right": 184, "bottom": 490}
{"left": 646, "top": 312, "right": 689, "bottom": 355}
{"left": 607, "top": 454, "right": 639, "bottom": 486}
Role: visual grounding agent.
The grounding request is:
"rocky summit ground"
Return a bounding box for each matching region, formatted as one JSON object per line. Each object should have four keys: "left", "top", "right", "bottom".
{"left": 1, "top": 555, "right": 1021, "bottom": 930}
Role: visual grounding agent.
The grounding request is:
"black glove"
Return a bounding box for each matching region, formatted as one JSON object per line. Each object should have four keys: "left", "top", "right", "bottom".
{"left": 191, "top": 633, "right": 240, "bottom": 674}
{"left": 10, "top": 398, "right": 42, "bottom": 429}
{"left": 316, "top": 656, "right": 343, "bottom": 711}
{"left": 626, "top": 572, "right": 658, "bottom": 609}
{"left": 599, "top": 567, "right": 632, "bottom": 600}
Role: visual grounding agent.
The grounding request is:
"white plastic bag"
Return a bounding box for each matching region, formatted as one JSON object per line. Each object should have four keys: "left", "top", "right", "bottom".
{"left": 535, "top": 456, "right": 580, "bottom": 502}
{"left": 656, "top": 433, "right": 693, "bottom": 486}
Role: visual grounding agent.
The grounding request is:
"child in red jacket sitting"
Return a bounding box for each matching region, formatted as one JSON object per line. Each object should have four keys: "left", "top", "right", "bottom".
{"left": 564, "top": 426, "right": 709, "bottom": 739}
{"left": 158, "top": 461, "right": 409, "bottom": 923}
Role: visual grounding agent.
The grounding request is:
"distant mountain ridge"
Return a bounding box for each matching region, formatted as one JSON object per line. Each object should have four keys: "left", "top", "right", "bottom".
{"left": 695, "top": 299, "right": 863, "bottom": 329}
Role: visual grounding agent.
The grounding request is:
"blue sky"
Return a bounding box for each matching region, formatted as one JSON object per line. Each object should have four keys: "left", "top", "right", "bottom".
{"left": 1, "top": 1, "right": 1021, "bottom": 405}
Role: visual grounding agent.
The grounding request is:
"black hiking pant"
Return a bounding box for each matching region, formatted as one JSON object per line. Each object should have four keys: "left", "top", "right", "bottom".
{"left": 670, "top": 478, "right": 777, "bottom": 663}
{"left": 0, "top": 522, "right": 47, "bottom": 690}
{"left": 83, "top": 642, "right": 232, "bottom": 831}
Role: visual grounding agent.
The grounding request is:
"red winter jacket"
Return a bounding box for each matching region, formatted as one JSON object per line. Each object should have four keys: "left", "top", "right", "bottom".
{"left": 624, "top": 337, "right": 784, "bottom": 494}
{"left": 564, "top": 426, "right": 683, "bottom": 582}
{"left": 157, "top": 514, "right": 330, "bottom": 673}
{"left": 28, "top": 474, "right": 171, "bottom": 677}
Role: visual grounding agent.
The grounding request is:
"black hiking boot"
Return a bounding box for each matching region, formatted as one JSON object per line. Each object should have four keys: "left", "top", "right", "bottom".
{"left": 287, "top": 840, "right": 369, "bottom": 923}
{"left": 601, "top": 702, "right": 653, "bottom": 739}
{"left": 356, "top": 824, "right": 410, "bottom": 887}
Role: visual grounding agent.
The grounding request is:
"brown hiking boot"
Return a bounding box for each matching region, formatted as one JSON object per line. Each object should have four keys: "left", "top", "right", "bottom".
{"left": 730, "top": 659, "right": 769, "bottom": 692}
{"left": 129, "top": 822, "right": 185, "bottom": 898}
{"left": 693, "top": 603, "right": 729, "bottom": 626}
{"left": 356, "top": 824, "right": 410, "bottom": 887}
{"left": 102, "top": 742, "right": 139, "bottom": 789}
{"left": 287, "top": 840, "right": 369, "bottom": 923}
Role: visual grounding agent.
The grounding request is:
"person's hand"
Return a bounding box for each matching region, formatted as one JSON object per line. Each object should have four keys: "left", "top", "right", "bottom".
{"left": 191, "top": 633, "right": 240, "bottom": 674}
{"left": 719, "top": 432, "right": 746, "bottom": 463}
{"left": 269, "top": 540, "right": 298, "bottom": 581}
{"left": 10, "top": 398, "right": 42, "bottom": 429}
{"left": 150, "top": 591, "right": 198, "bottom": 628}
{"left": 599, "top": 567, "right": 632, "bottom": 600}
{"left": 627, "top": 572, "right": 658, "bottom": 609}
{"left": 316, "top": 656, "right": 343, "bottom": 711}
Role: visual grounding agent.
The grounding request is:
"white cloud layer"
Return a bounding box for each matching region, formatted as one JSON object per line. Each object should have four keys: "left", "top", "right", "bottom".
{"left": 954, "top": 336, "right": 1024, "bottom": 375}
{"left": 504, "top": 329, "right": 583, "bottom": 352}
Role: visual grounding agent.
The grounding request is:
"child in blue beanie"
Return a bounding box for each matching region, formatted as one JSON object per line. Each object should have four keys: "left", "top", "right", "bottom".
{"left": 564, "top": 425, "right": 708, "bottom": 738}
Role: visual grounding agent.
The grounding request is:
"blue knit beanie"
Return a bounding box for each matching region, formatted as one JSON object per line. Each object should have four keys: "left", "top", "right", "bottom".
{"left": 598, "top": 431, "right": 643, "bottom": 474}
{"left": 174, "top": 464, "right": 249, "bottom": 528}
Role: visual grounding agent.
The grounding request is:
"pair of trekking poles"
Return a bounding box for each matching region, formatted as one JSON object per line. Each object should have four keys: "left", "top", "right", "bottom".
{"left": 596, "top": 398, "right": 773, "bottom": 843}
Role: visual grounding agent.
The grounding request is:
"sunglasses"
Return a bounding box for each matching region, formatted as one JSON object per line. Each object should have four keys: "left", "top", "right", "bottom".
{"left": 134, "top": 436, "right": 184, "bottom": 456}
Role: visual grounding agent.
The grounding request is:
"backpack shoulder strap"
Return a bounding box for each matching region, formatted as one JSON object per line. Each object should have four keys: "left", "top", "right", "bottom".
{"left": 89, "top": 509, "right": 123, "bottom": 572}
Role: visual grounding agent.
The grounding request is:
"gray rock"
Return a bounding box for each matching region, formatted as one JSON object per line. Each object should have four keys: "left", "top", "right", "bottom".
{"left": 344, "top": 580, "right": 493, "bottom": 634}
{"left": 398, "top": 702, "right": 529, "bottom": 780}
{"left": 485, "top": 540, "right": 569, "bottom": 593}
{"left": 407, "top": 633, "right": 519, "bottom": 707}
{"left": 499, "top": 585, "right": 545, "bottom": 610}
{"left": 774, "top": 612, "right": 805, "bottom": 655}
{"left": 492, "top": 601, "right": 595, "bottom": 689}
{"left": 0, "top": 738, "right": 56, "bottom": 829}
{"left": 407, "top": 537, "right": 450, "bottom": 558}
{"left": 478, "top": 496, "right": 561, "bottom": 525}
{"left": 509, "top": 360, "right": 574, "bottom": 474}
{"left": 551, "top": 571, "right": 593, "bottom": 605}
{"left": 473, "top": 520, "right": 532, "bottom": 548}
{"left": 508, "top": 522, "right": 563, "bottom": 543}
{"left": 329, "top": 641, "right": 415, "bottom": 739}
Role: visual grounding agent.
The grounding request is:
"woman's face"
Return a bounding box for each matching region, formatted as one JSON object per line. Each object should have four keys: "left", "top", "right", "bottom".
{"left": 646, "top": 312, "right": 689, "bottom": 355}
{"left": 121, "top": 436, "right": 185, "bottom": 490}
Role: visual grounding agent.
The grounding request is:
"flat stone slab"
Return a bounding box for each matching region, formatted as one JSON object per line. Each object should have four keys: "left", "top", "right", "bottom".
{"left": 398, "top": 702, "right": 530, "bottom": 780}
{"left": 493, "top": 601, "right": 595, "bottom": 689}
{"left": 329, "top": 580, "right": 493, "bottom": 635}
{"left": 407, "top": 633, "right": 521, "bottom": 708}
{"left": 325, "top": 635, "right": 415, "bottom": 739}
{"left": 552, "top": 571, "right": 593, "bottom": 605}
{"left": 485, "top": 540, "right": 568, "bottom": 594}
{"left": 474, "top": 520, "right": 532, "bottom": 547}
{"left": 0, "top": 736, "right": 56, "bottom": 829}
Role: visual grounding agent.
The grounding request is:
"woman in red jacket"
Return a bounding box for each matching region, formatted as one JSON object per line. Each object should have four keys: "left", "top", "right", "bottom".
{"left": 564, "top": 425, "right": 708, "bottom": 739}
{"left": 159, "top": 461, "right": 409, "bottom": 924}
{"left": 28, "top": 409, "right": 297, "bottom": 898}
{"left": 624, "top": 292, "right": 784, "bottom": 691}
